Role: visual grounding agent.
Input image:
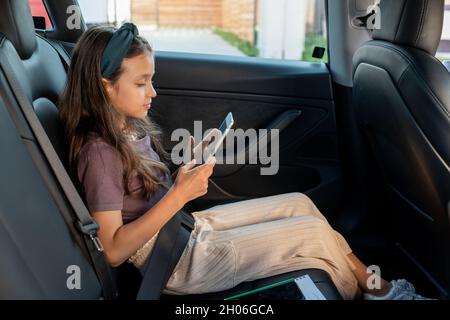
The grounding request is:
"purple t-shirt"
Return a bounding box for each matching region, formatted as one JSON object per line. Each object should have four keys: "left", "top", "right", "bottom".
{"left": 77, "top": 132, "right": 173, "bottom": 224}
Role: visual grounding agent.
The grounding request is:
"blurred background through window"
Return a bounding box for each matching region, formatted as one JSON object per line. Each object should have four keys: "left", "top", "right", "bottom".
{"left": 77, "top": 0, "right": 328, "bottom": 62}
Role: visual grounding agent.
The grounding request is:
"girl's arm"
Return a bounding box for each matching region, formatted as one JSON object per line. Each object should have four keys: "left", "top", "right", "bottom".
{"left": 93, "top": 186, "right": 183, "bottom": 267}
{"left": 93, "top": 158, "right": 215, "bottom": 267}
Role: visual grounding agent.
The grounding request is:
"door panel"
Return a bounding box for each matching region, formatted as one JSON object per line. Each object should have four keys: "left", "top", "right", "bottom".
{"left": 151, "top": 52, "right": 343, "bottom": 216}
{"left": 155, "top": 52, "right": 333, "bottom": 99}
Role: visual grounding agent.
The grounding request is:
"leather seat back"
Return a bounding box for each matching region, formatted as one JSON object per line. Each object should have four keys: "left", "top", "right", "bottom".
{"left": 0, "top": 0, "right": 108, "bottom": 299}
{"left": 352, "top": 0, "right": 450, "bottom": 297}
{"left": 0, "top": 0, "right": 67, "bottom": 162}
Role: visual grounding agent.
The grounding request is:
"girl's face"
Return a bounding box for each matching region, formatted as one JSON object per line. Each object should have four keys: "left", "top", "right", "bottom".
{"left": 102, "top": 52, "right": 156, "bottom": 127}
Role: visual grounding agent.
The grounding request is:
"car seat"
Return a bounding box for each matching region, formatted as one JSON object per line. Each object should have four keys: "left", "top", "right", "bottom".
{"left": 0, "top": 0, "right": 343, "bottom": 300}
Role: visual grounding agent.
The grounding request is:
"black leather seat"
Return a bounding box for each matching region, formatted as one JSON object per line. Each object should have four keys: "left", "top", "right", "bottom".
{"left": 0, "top": 0, "right": 342, "bottom": 300}
{"left": 352, "top": 0, "right": 450, "bottom": 298}
{"left": 161, "top": 269, "right": 341, "bottom": 300}
{"left": 0, "top": 0, "right": 66, "bottom": 161}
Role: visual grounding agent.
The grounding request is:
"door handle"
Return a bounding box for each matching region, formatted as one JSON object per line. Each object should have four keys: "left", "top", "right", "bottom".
{"left": 236, "top": 109, "right": 302, "bottom": 161}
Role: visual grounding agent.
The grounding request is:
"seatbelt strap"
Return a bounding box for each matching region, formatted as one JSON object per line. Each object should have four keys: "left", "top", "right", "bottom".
{"left": 18, "top": 33, "right": 194, "bottom": 300}
{"left": 137, "top": 211, "right": 192, "bottom": 300}
{"left": 0, "top": 34, "right": 117, "bottom": 300}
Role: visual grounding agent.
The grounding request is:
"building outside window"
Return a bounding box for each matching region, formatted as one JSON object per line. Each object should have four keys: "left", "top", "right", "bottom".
{"left": 77, "top": 0, "right": 328, "bottom": 62}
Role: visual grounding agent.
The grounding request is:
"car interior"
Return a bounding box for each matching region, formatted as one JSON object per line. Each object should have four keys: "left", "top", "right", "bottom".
{"left": 0, "top": 0, "right": 448, "bottom": 300}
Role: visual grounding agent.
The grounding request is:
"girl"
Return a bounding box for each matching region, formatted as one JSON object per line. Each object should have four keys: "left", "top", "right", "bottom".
{"left": 59, "top": 23, "right": 430, "bottom": 300}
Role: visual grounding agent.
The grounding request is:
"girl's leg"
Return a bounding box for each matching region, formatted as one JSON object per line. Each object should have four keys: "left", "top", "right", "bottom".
{"left": 183, "top": 193, "right": 361, "bottom": 298}
{"left": 180, "top": 192, "right": 425, "bottom": 299}
{"left": 185, "top": 193, "right": 389, "bottom": 298}
{"left": 347, "top": 253, "right": 435, "bottom": 300}
{"left": 346, "top": 253, "right": 392, "bottom": 296}
{"left": 191, "top": 192, "right": 331, "bottom": 232}
{"left": 165, "top": 214, "right": 360, "bottom": 299}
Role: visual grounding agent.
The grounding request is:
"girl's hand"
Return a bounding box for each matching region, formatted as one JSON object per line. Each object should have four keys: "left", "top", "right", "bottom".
{"left": 171, "top": 128, "right": 221, "bottom": 181}
{"left": 172, "top": 157, "right": 216, "bottom": 205}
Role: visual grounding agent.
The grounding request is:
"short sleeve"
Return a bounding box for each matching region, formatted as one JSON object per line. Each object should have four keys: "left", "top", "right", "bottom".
{"left": 77, "top": 141, "right": 124, "bottom": 212}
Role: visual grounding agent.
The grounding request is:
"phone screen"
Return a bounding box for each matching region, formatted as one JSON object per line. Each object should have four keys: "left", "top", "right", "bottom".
{"left": 204, "top": 112, "right": 234, "bottom": 159}
{"left": 218, "top": 112, "right": 233, "bottom": 135}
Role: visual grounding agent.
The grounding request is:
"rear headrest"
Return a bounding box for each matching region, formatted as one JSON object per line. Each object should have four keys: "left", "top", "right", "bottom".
{"left": 373, "top": 0, "right": 445, "bottom": 55}
{"left": 0, "top": 0, "right": 36, "bottom": 59}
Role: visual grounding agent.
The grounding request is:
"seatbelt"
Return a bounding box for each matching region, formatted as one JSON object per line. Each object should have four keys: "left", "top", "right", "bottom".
{"left": 29, "top": 34, "right": 195, "bottom": 300}
{"left": 136, "top": 211, "right": 192, "bottom": 300}
{"left": 0, "top": 34, "right": 117, "bottom": 300}
{"left": 2, "top": 33, "right": 194, "bottom": 300}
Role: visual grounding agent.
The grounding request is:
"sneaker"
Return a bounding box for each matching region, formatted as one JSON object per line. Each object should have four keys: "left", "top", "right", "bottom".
{"left": 363, "top": 279, "right": 436, "bottom": 300}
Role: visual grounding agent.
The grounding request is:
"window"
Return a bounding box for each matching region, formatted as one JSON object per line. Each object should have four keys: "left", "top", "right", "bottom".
{"left": 437, "top": 0, "right": 450, "bottom": 61}
{"left": 28, "top": 0, "right": 53, "bottom": 30}
{"left": 78, "top": 0, "right": 328, "bottom": 63}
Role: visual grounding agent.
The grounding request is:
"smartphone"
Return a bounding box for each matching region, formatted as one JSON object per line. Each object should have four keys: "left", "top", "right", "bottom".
{"left": 203, "top": 112, "right": 234, "bottom": 161}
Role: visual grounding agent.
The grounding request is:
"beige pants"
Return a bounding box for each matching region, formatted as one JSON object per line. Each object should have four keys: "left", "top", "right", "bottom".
{"left": 132, "top": 192, "right": 359, "bottom": 299}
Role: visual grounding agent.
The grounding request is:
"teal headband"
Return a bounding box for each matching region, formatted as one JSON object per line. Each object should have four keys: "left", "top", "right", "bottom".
{"left": 100, "top": 22, "right": 139, "bottom": 78}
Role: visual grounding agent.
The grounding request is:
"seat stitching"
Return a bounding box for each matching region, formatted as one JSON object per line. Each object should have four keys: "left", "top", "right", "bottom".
{"left": 365, "top": 42, "right": 450, "bottom": 119}
{"left": 397, "top": 64, "right": 411, "bottom": 87}
{"left": 394, "top": 0, "right": 408, "bottom": 42}
{"left": 414, "top": 0, "right": 428, "bottom": 47}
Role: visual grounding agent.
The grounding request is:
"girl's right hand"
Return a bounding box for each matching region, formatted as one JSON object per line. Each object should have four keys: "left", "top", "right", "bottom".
{"left": 172, "top": 157, "right": 216, "bottom": 205}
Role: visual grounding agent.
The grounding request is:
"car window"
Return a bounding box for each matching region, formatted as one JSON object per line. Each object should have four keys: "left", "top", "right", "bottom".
{"left": 437, "top": 0, "right": 450, "bottom": 62}
{"left": 28, "top": 0, "right": 53, "bottom": 30}
{"left": 78, "top": 0, "right": 328, "bottom": 63}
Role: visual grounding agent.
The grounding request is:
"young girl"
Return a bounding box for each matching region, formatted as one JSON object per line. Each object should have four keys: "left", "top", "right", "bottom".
{"left": 59, "top": 23, "right": 430, "bottom": 300}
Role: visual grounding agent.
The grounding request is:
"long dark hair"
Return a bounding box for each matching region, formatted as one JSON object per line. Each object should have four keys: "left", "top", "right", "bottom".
{"left": 59, "top": 25, "right": 170, "bottom": 199}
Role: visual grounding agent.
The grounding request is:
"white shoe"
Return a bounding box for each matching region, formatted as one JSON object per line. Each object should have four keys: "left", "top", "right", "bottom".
{"left": 363, "top": 279, "right": 437, "bottom": 300}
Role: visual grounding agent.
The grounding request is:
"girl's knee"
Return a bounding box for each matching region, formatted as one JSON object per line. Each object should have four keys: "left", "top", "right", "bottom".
{"left": 286, "top": 192, "right": 311, "bottom": 204}
{"left": 309, "top": 216, "right": 330, "bottom": 229}
{"left": 287, "top": 192, "right": 320, "bottom": 211}
{"left": 292, "top": 215, "right": 330, "bottom": 232}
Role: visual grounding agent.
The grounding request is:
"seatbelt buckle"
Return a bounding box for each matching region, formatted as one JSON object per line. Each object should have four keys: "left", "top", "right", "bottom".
{"left": 76, "top": 220, "right": 104, "bottom": 252}
{"left": 89, "top": 234, "right": 104, "bottom": 252}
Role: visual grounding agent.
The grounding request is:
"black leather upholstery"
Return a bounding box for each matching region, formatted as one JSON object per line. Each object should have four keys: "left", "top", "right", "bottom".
{"left": 0, "top": 0, "right": 66, "bottom": 160}
{"left": 0, "top": 0, "right": 343, "bottom": 300}
{"left": 353, "top": 0, "right": 450, "bottom": 297}
{"left": 372, "top": 0, "right": 444, "bottom": 55}
{"left": 353, "top": 43, "right": 450, "bottom": 163}
{"left": 0, "top": 0, "right": 36, "bottom": 59}
{"left": 161, "top": 269, "right": 342, "bottom": 300}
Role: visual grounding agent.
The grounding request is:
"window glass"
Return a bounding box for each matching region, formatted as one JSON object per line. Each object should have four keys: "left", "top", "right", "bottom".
{"left": 78, "top": 0, "right": 328, "bottom": 63}
{"left": 437, "top": 0, "right": 450, "bottom": 61}
{"left": 28, "top": 0, "right": 53, "bottom": 30}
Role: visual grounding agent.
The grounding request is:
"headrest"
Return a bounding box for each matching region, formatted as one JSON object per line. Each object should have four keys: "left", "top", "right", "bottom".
{"left": 373, "top": 0, "right": 445, "bottom": 55}
{"left": 0, "top": 0, "right": 37, "bottom": 59}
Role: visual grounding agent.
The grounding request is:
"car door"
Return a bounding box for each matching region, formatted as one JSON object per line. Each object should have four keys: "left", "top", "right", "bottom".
{"left": 36, "top": 0, "right": 344, "bottom": 220}
{"left": 151, "top": 51, "right": 343, "bottom": 219}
